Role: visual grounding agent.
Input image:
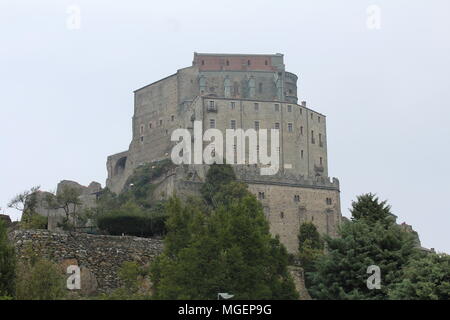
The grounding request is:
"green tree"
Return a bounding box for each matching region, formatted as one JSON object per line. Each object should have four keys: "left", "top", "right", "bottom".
{"left": 151, "top": 164, "right": 298, "bottom": 300}
{"left": 350, "top": 193, "right": 394, "bottom": 224}
{"left": 0, "top": 220, "right": 16, "bottom": 297}
{"left": 7, "top": 186, "right": 45, "bottom": 230}
{"left": 388, "top": 252, "right": 450, "bottom": 300}
{"left": 297, "top": 222, "right": 324, "bottom": 283}
{"left": 298, "top": 222, "right": 323, "bottom": 250}
{"left": 307, "top": 193, "right": 419, "bottom": 300}
{"left": 15, "top": 258, "right": 66, "bottom": 300}
{"left": 45, "top": 186, "right": 82, "bottom": 230}
{"left": 200, "top": 163, "right": 236, "bottom": 206}
{"left": 103, "top": 261, "right": 151, "bottom": 300}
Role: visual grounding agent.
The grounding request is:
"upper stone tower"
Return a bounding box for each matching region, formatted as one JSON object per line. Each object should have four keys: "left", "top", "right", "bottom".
{"left": 193, "top": 52, "right": 298, "bottom": 103}
{"left": 107, "top": 53, "right": 328, "bottom": 195}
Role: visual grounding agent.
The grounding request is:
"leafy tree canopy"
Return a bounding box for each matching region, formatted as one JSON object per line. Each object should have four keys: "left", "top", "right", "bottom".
{"left": 307, "top": 193, "right": 419, "bottom": 300}
{"left": 151, "top": 164, "right": 298, "bottom": 300}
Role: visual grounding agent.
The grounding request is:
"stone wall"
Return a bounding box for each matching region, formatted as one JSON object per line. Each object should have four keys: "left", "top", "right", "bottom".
{"left": 9, "top": 230, "right": 163, "bottom": 295}
{"left": 9, "top": 229, "right": 312, "bottom": 299}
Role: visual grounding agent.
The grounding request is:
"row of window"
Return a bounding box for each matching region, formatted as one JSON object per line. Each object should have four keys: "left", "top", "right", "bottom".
{"left": 257, "top": 192, "right": 333, "bottom": 205}
{"left": 201, "top": 59, "right": 269, "bottom": 66}
{"left": 140, "top": 116, "right": 175, "bottom": 134}
{"left": 209, "top": 119, "right": 323, "bottom": 144}
{"left": 209, "top": 100, "right": 322, "bottom": 122}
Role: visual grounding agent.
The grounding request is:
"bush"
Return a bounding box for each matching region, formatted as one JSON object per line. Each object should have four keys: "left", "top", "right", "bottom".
{"left": 97, "top": 201, "right": 166, "bottom": 237}
{"left": 0, "top": 220, "right": 16, "bottom": 297}
{"left": 20, "top": 213, "right": 48, "bottom": 230}
{"left": 15, "top": 258, "right": 66, "bottom": 300}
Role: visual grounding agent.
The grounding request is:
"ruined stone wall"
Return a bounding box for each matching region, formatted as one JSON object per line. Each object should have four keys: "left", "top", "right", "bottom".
{"left": 10, "top": 230, "right": 163, "bottom": 294}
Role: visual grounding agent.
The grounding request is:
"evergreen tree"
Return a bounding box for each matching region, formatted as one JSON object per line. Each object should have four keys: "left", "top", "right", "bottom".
{"left": 307, "top": 193, "right": 419, "bottom": 300}
{"left": 388, "top": 252, "right": 450, "bottom": 300}
{"left": 0, "top": 220, "right": 15, "bottom": 297}
{"left": 297, "top": 222, "right": 324, "bottom": 285}
{"left": 351, "top": 193, "right": 394, "bottom": 224}
{"left": 151, "top": 164, "right": 298, "bottom": 299}
{"left": 200, "top": 163, "right": 236, "bottom": 206}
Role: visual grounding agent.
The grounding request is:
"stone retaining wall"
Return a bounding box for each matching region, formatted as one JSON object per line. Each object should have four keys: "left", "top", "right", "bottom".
{"left": 9, "top": 230, "right": 163, "bottom": 295}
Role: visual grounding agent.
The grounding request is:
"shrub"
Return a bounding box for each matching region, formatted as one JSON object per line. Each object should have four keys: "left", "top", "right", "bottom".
{"left": 20, "top": 213, "right": 48, "bottom": 230}
{"left": 97, "top": 201, "right": 166, "bottom": 237}
{"left": 15, "top": 258, "right": 66, "bottom": 300}
{"left": 0, "top": 220, "right": 16, "bottom": 297}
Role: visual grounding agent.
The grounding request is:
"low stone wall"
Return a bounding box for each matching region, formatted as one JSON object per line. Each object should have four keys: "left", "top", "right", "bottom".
{"left": 9, "top": 230, "right": 163, "bottom": 295}
{"left": 8, "top": 229, "right": 311, "bottom": 299}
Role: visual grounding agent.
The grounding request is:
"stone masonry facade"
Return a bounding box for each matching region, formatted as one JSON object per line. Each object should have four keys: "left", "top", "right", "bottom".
{"left": 10, "top": 229, "right": 163, "bottom": 294}
{"left": 105, "top": 52, "right": 342, "bottom": 253}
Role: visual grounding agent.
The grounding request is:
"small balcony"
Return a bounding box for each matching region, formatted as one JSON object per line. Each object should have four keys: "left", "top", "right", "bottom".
{"left": 206, "top": 105, "right": 217, "bottom": 113}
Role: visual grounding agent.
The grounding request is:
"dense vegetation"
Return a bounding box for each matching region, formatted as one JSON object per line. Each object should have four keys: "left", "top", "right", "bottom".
{"left": 2, "top": 162, "right": 449, "bottom": 300}
{"left": 0, "top": 220, "right": 15, "bottom": 298}
{"left": 301, "top": 193, "right": 449, "bottom": 300}
{"left": 150, "top": 164, "right": 299, "bottom": 299}
{"left": 95, "top": 159, "right": 174, "bottom": 237}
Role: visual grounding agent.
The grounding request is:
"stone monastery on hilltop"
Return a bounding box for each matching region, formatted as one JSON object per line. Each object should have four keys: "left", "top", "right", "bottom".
{"left": 105, "top": 52, "right": 342, "bottom": 253}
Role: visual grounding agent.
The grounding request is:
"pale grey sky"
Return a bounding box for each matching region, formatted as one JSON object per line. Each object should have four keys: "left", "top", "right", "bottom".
{"left": 1, "top": 0, "right": 449, "bottom": 253}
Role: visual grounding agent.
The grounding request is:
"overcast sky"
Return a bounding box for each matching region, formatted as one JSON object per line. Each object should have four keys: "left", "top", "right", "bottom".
{"left": 1, "top": 0, "right": 449, "bottom": 253}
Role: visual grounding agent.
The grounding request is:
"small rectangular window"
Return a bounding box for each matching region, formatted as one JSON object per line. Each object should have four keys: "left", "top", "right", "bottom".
{"left": 231, "top": 102, "right": 235, "bottom": 109}
{"left": 274, "top": 104, "right": 279, "bottom": 112}
{"left": 209, "top": 101, "right": 215, "bottom": 108}
{"left": 320, "top": 157, "right": 323, "bottom": 166}
{"left": 275, "top": 122, "right": 280, "bottom": 130}
{"left": 254, "top": 121, "right": 260, "bottom": 130}
{"left": 159, "top": 119, "right": 163, "bottom": 126}
{"left": 254, "top": 103, "right": 259, "bottom": 111}
{"left": 140, "top": 136, "right": 144, "bottom": 143}
{"left": 149, "top": 122, "right": 152, "bottom": 129}
{"left": 311, "top": 113, "right": 313, "bottom": 120}
{"left": 171, "top": 115, "right": 174, "bottom": 121}
{"left": 300, "top": 126, "right": 303, "bottom": 135}
{"left": 287, "top": 105, "right": 292, "bottom": 112}
{"left": 210, "top": 119, "right": 216, "bottom": 128}
{"left": 301, "top": 150, "right": 304, "bottom": 159}
{"left": 288, "top": 123, "right": 293, "bottom": 132}
{"left": 230, "top": 120, "right": 236, "bottom": 129}
{"left": 140, "top": 125, "right": 144, "bottom": 135}
{"left": 300, "top": 108, "right": 303, "bottom": 115}
{"left": 311, "top": 130, "right": 315, "bottom": 144}
{"left": 318, "top": 116, "right": 321, "bottom": 123}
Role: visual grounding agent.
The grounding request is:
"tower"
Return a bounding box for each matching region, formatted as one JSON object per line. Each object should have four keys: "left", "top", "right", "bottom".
{"left": 106, "top": 53, "right": 341, "bottom": 253}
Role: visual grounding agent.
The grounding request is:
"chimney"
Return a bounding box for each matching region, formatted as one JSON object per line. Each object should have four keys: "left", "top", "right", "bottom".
{"left": 301, "top": 101, "right": 306, "bottom": 107}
